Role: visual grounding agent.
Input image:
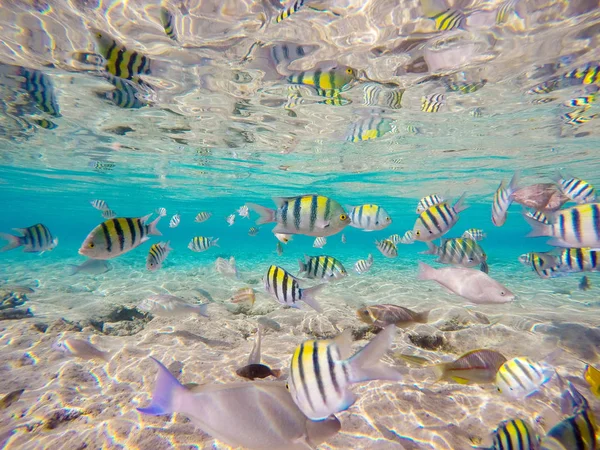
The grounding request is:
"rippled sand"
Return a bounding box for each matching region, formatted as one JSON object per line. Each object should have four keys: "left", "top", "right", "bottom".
{"left": 1, "top": 254, "right": 599, "bottom": 449}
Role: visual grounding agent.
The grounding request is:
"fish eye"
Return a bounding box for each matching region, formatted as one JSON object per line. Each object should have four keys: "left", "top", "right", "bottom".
{"left": 428, "top": 230, "right": 433, "bottom": 234}
{"left": 340, "top": 214, "right": 347, "bottom": 221}
{"left": 88, "top": 242, "right": 95, "bottom": 248}
{"left": 346, "top": 68, "right": 354, "bottom": 75}
{"left": 285, "top": 382, "right": 289, "bottom": 390}
{"left": 415, "top": 231, "right": 420, "bottom": 236}
{"left": 500, "top": 291, "right": 505, "bottom": 296}
{"left": 386, "top": 217, "right": 391, "bottom": 222}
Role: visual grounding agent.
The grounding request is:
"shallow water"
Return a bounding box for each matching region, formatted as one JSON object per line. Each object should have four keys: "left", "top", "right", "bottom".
{"left": 1, "top": 0, "right": 600, "bottom": 449}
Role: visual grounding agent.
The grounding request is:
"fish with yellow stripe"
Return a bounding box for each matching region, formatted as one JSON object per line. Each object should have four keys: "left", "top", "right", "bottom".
{"left": 91, "top": 28, "right": 152, "bottom": 81}
{"left": 264, "top": 265, "right": 324, "bottom": 312}
{"left": 287, "top": 326, "right": 401, "bottom": 420}
{"left": 421, "top": 93, "right": 444, "bottom": 112}
{"left": 347, "top": 204, "right": 392, "bottom": 231}
{"left": 79, "top": 214, "right": 162, "bottom": 260}
{"left": 424, "top": 238, "right": 488, "bottom": 273}
{"left": 275, "top": 0, "right": 306, "bottom": 23}
{"left": 159, "top": 6, "right": 178, "bottom": 41}
{"left": 298, "top": 255, "right": 347, "bottom": 280}
{"left": 287, "top": 65, "right": 357, "bottom": 99}
{"left": 540, "top": 407, "right": 597, "bottom": 450}
{"left": 495, "top": 357, "right": 554, "bottom": 399}
{"left": 146, "top": 241, "right": 172, "bottom": 271}
{"left": 552, "top": 172, "right": 596, "bottom": 204}
{"left": 492, "top": 172, "right": 519, "bottom": 227}
{"left": 525, "top": 210, "right": 549, "bottom": 225}
{"left": 246, "top": 195, "right": 350, "bottom": 237}
{"left": 486, "top": 418, "right": 539, "bottom": 450}
{"left": 413, "top": 193, "right": 467, "bottom": 241}
{"left": 18, "top": 67, "right": 60, "bottom": 117}
{"left": 416, "top": 194, "right": 445, "bottom": 214}
{"left": 564, "top": 94, "right": 596, "bottom": 107}
{"left": 584, "top": 364, "right": 600, "bottom": 399}
{"left": 99, "top": 75, "right": 149, "bottom": 109}
{"left": 0, "top": 223, "right": 58, "bottom": 253}
{"left": 564, "top": 62, "right": 600, "bottom": 85}
{"left": 345, "top": 116, "right": 395, "bottom": 142}
{"left": 550, "top": 248, "right": 600, "bottom": 275}
{"left": 445, "top": 79, "right": 487, "bottom": 94}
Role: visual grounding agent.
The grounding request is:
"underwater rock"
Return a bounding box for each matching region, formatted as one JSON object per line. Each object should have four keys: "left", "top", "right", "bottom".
{"left": 0, "top": 292, "right": 28, "bottom": 310}
{"left": 46, "top": 318, "right": 82, "bottom": 333}
{"left": 102, "top": 320, "right": 145, "bottom": 336}
{"left": 0, "top": 308, "right": 33, "bottom": 320}
{"left": 256, "top": 316, "right": 281, "bottom": 331}
{"left": 408, "top": 333, "right": 448, "bottom": 351}
{"left": 43, "top": 409, "right": 83, "bottom": 430}
{"left": 31, "top": 322, "right": 48, "bottom": 333}
{"left": 437, "top": 315, "right": 471, "bottom": 332}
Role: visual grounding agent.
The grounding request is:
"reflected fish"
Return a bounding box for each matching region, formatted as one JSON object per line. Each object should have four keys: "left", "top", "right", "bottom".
{"left": 0, "top": 223, "right": 58, "bottom": 254}
{"left": 424, "top": 238, "right": 488, "bottom": 273}
{"left": 526, "top": 204, "right": 600, "bottom": 248}
{"left": 345, "top": 116, "right": 395, "bottom": 142}
{"left": 421, "top": 93, "right": 445, "bottom": 112}
{"left": 298, "top": 255, "right": 347, "bottom": 280}
{"left": 354, "top": 254, "right": 374, "bottom": 274}
{"left": 147, "top": 241, "right": 172, "bottom": 271}
{"left": 552, "top": 173, "right": 596, "bottom": 204}
{"left": 101, "top": 75, "right": 149, "bottom": 109}
{"left": 227, "top": 214, "right": 235, "bottom": 226}
{"left": 91, "top": 28, "right": 151, "bottom": 81}
{"left": 362, "top": 83, "right": 403, "bottom": 109}
{"left": 68, "top": 259, "right": 112, "bottom": 276}
{"left": 488, "top": 418, "right": 539, "bottom": 450}
{"left": 137, "top": 357, "right": 341, "bottom": 450}
{"left": 376, "top": 239, "right": 397, "bottom": 258}
{"left": 189, "top": 236, "right": 219, "bottom": 252}
{"left": 264, "top": 265, "right": 323, "bottom": 312}
{"left": 496, "top": 357, "right": 553, "bottom": 399}
{"left": 230, "top": 287, "right": 255, "bottom": 306}
{"left": 348, "top": 204, "right": 392, "bottom": 231}
{"left": 0, "top": 389, "right": 24, "bottom": 410}
{"left": 584, "top": 364, "right": 600, "bottom": 398}
{"left": 418, "top": 262, "right": 514, "bottom": 304}
{"left": 433, "top": 349, "right": 507, "bottom": 384}
{"left": 462, "top": 228, "right": 486, "bottom": 241}
{"left": 169, "top": 213, "right": 180, "bottom": 228}
{"left": 275, "top": 233, "right": 293, "bottom": 244}
{"left": 313, "top": 236, "right": 326, "bottom": 248}
{"left": 492, "top": 172, "right": 519, "bottom": 227}
{"left": 356, "top": 304, "right": 429, "bottom": 328}
{"left": 341, "top": 233, "right": 346, "bottom": 244}
{"left": 247, "top": 195, "right": 350, "bottom": 237}
{"left": 276, "top": 241, "right": 283, "bottom": 255}
{"left": 138, "top": 294, "right": 209, "bottom": 318}
{"left": 579, "top": 275, "right": 591, "bottom": 291}
{"left": 102, "top": 209, "right": 117, "bottom": 219}
{"left": 79, "top": 215, "right": 161, "bottom": 259}
{"left": 91, "top": 199, "right": 109, "bottom": 211}
{"left": 287, "top": 65, "right": 357, "bottom": 99}
{"left": 195, "top": 212, "right": 212, "bottom": 223}
{"left": 53, "top": 338, "right": 112, "bottom": 362}
{"left": 413, "top": 193, "right": 467, "bottom": 241}
{"left": 416, "top": 194, "right": 445, "bottom": 214}
{"left": 159, "top": 6, "right": 177, "bottom": 41}
{"left": 248, "top": 227, "right": 260, "bottom": 236}
{"left": 288, "top": 326, "right": 401, "bottom": 420}
{"left": 564, "top": 62, "right": 600, "bottom": 85}
{"left": 540, "top": 407, "right": 597, "bottom": 450}
{"left": 18, "top": 67, "right": 60, "bottom": 117}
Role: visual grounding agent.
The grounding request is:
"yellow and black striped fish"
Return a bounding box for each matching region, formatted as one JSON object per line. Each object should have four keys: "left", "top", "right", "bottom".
{"left": 525, "top": 210, "right": 549, "bottom": 225}
{"left": 298, "top": 255, "right": 347, "bottom": 280}
{"left": 276, "top": 0, "right": 306, "bottom": 23}
{"left": 362, "top": 83, "right": 403, "bottom": 109}
{"left": 0, "top": 223, "right": 58, "bottom": 253}
{"left": 554, "top": 248, "right": 600, "bottom": 273}
{"left": 564, "top": 94, "right": 596, "bottom": 107}
{"left": 489, "top": 418, "right": 538, "bottom": 450}
{"left": 425, "top": 238, "right": 488, "bottom": 272}
{"left": 146, "top": 241, "right": 172, "bottom": 271}
{"left": 264, "top": 265, "right": 323, "bottom": 311}
{"left": 376, "top": 239, "right": 397, "bottom": 258}
{"left": 564, "top": 63, "right": 600, "bottom": 86}
{"left": 492, "top": 172, "right": 519, "bottom": 227}
{"left": 421, "top": 93, "right": 444, "bottom": 112}
{"left": 354, "top": 254, "right": 373, "bottom": 274}
{"left": 79, "top": 214, "right": 162, "bottom": 259}
{"left": 527, "top": 78, "right": 560, "bottom": 95}
{"left": 288, "top": 66, "right": 357, "bottom": 99}
{"left": 416, "top": 194, "right": 445, "bottom": 214}
{"left": 18, "top": 67, "right": 60, "bottom": 117}
{"left": 348, "top": 204, "right": 392, "bottom": 230}
{"left": 160, "top": 7, "right": 177, "bottom": 41}
{"left": 445, "top": 80, "right": 487, "bottom": 94}
{"left": 188, "top": 236, "right": 219, "bottom": 252}
{"left": 91, "top": 28, "right": 152, "bottom": 81}
{"left": 496, "top": 357, "right": 553, "bottom": 399}
{"left": 540, "top": 407, "right": 597, "bottom": 450}
{"left": 553, "top": 172, "right": 596, "bottom": 204}
{"left": 430, "top": 8, "right": 465, "bottom": 31}
{"left": 319, "top": 95, "right": 351, "bottom": 106}
{"left": 413, "top": 193, "right": 467, "bottom": 241}
{"left": 288, "top": 326, "right": 400, "bottom": 420}
{"left": 346, "top": 117, "right": 395, "bottom": 142}
{"left": 32, "top": 118, "right": 57, "bottom": 129}
{"left": 496, "top": 0, "right": 518, "bottom": 24}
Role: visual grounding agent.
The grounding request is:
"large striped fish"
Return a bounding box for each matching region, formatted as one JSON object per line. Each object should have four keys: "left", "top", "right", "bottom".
{"left": 298, "top": 255, "right": 347, "bottom": 280}
{"left": 552, "top": 172, "right": 596, "bottom": 204}
{"left": 424, "top": 238, "right": 488, "bottom": 273}
{"left": 91, "top": 28, "right": 152, "bottom": 81}
{"left": 79, "top": 214, "right": 162, "bottom": 260}
{"left": 247, "top": 195, "right": 350, "bottom": 237}
{"left": 264, "top": 265, "right": 324, "bottom": 312}
{"left": 540, "top": 407, "right": 597, "bottom": 450}
{"left": 287, "top": 326, "right": 401, "bottom": 420}
{"left": 0, "top": 223, "right": 58, "bottom": 253}
{"left": 287, "top": 65, "right": 356, "bottom": 99}
{"left": 492, "top": 172, "right": 519, "bottom": 227}
{"left": 496, "top": 357, "right": 553, "bottom": 399}
{"left": 488, "top": 419, "right": 538, "bottom": 450}
{"left": 347, "top": 204, "right": 392, "bottom": 231}
{"left": 412, "top": 193, "right": 467, "bottom": 241}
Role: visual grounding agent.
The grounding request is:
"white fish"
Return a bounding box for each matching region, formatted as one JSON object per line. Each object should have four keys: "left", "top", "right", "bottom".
{"left": 496, "top": 357, "right": 554, "bottom": 399}
{"left": 347, "top": 204, "right": 392, "bottom": 231}
{"left": 155, "top": 207, "right": 167, "bottom": 217}
{"left": 169, "top": 214, "right": 181, "bottom": 228}
{"left": 53, "top": 338, "right": 112, "bottom": 362}
{"left": 91, "top": 199, "right": 109, "bottom": 211}
{"left": 137, "top": 295, "right": 209, "bottom": 318}
{"left": 215, "top": 256, "right": 239, "bottom": 278}
{"left": 416, "top": 194, "right": 445, "bottom": 214}
{"left": 376, "top": 239, "right": 397, "bottom": 258}
{"left": 417, "top": 262, "right": 515, "bottom": 304}
{"left": 238, "top": 205, "right": 250, "bottom": 218}
{"left": 67, "top": 259, "right": 112, "bottom": 275}
{"left": 226, "top": 214, "right": 236, "bottom": 226}
{"left": 102, "top": 209, "right": 117, "bottom": 219}
{"left": 492, "top": 172, "right": 519, "bottom": 227}
{"left": 275, "top": 233, "right": 293, "bottom": 244}
{"left": 354, "top": 254, "right": 374, "bottom": 274}
{"left": 195, "top": 212, "right": 212, "bottom": 223}
{"left": 313, "top": 237, "right": 327, "bottom": 248}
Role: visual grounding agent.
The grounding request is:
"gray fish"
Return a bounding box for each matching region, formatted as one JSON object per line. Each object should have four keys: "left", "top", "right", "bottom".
{"left": 137, "top": 295, "right": 209, "bottom": 318}
{"left": 137, "top": 358, "right": 341, "bottom": 450}
{"left": 356, "top": 304, "right": 429, "bottom": 328}
{"left": 53, "top": 338, "right": 112, "bottom": 362}
{"left": 579, "top": 275, "right": 591, "bottom": 291}
{"left": 68, "top": 259, "right": 112, "bottom": 275}
{"left": 257, "top": 316, "right": 281, "bottom": 331}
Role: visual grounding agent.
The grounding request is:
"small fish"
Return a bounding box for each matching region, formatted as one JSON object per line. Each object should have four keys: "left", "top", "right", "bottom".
{"left": 79, "top": 215, "right": 161, "bottom": 260}
{"left": 288, "top": 326, "right": 401, "bottom": 420}
{"left": 564, "top": 62, "right": 600, "bottom": 85}
{"left": 313, "top": 236, "right": 327, "bottom": 248}
{"left": 53, "top": 338, "right": 112, "bottom": 362}
{"left": 257, "top": 316, "right": 282, "bottom": 331}
{"left": 91, "top": 199, "right": 109, "bottom": 211}
{"left": 159, "top": 6, "right": 177, "bottom": 41}
{"left": 91, "top": 28, "right": 151, "bottom": 81}
{"left": 341, "top": 233, "right": 346, "bottom": 244}
{"left": 488, "top": 419, "right": 539, "bottom": 450}
{"left": 169, "top": 214, "right": 180, "bottom": 228}
{"left": 215, "top": 256, "right": 238, "bottom": 278}
{"left": 525, "top": 209, "right": 549, "bottom": 225}
{"left": 188, "top": 236, "right": 219, "bottom": 252}
{"left": 424, "top": 238, "right": 488, "bottom": 273}
{"left": 527, "top": 78, "right": 561, "bottom": 95}
{"left": 584, "top": 365, "right": 600, "bottom": 399}
{"left": 237, "top": 205, "right": 249, "bottom": 218}
{"left": 356, "top": 304, "right": 429, "bottom": 328}
{"left": 226, "top": 214, "right": 235, "bottom": 226}
{"left": 564, "top": 94, "right": 597, "bottom": 107}
{"left": 147, "top": 241, "right": 172, "bottom": 271}
{"left": 18, "top": 67, "right": 60, "bottom": 116}
{"left": 275, "top": 233, "right": 293, "bottom": 244}
{"left": 236, "top": 327, "right": 282, "bottom": 380}
{"left": 445, "top": 79, "right": 487, "bottom": 94}
{"left": 264, "top": 265, "right": 323, "bottom": 312}
{"left": 298, "top": 255, "right": 347, "bottom": 280}
{"left": 496, "top": 357, "right": 553, "bottom": 399}
{"left": 461, "top": 229, "right": 486, "bottom": 241}
{"left": 399, "top": 231, "right": 415, "bottom": 244}
{"left": 347, "top": 204, "right": 392, "bottom": 231}
{"left": 155, "top": 207, "right": 167, "bottom": 217}
{"left": 287, "top": 66, "right": 357, "bottom": 99}
{"left": 526, "top": 204, "right": 600, "bottom": 248}
{"left": 539, "top": 407, "right": 597, "bottom": 450}
{"left": 275, "top": 0, "right": 306, "bottom": 23}
{"left": 68, "top": 259, "right": 112, "bottom": 275}
{"left": 138, "top": 294, "right": 209, "bottom": 318}
{"left": 0, "top": 223, "right": 58, "bottom": 253}
{"left": 579, "top": 276, "right": 591, "bottom": 291}
{"left": 388, "top": 233, "right": 401, "bottom": 244}
{"left": 421, "top": 93, "right": 445, "bottom": 112}
{"left": 413, "top": 193, "right": 467, "bottom": 241}
{"left": 101, "top": 75, "right": 149, "bottom": 109}
{"left": 355, "top": 254, "right": 374, "bottom": 274}
{"left": 195, "top": 212, "right": 212, "bottom": 223}
{"left": 247, "top": 195, "right": 350, "bottom": 237}
{"left": 376, "top": 239, "right": 398, "bottom": 258}
{"left": 276, "top": 241, "right": 284, "bottom": 256}
{"left": 552, "top": 172, "right": 596, "bottom": 204}
{"left": 230, "top": 287, "right": 255, "bottom": 306}
{"left": 102, "top": 209, "right": 117, "bottom": 219}
{"left": 430, "top": 8, "right": 465, "bottom": 31}
{"left": 0, "top": 389, "right": 25, "bottom": 410}
{"left": 248, "top": 227, "right": 260, "bottom": 236}
{"left": 492, "top": 172, "right": 519, "bottom": 227}
{"left": 345, "top": 116, "right": 395, "bottom": 142}
{"left": 433, "top": 349, "right": 507, "bottom": 385}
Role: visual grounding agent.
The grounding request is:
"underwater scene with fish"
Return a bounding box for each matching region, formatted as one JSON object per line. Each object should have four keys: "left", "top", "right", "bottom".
{"left": 1, "top": 0, "right": 600, "bottom": 449}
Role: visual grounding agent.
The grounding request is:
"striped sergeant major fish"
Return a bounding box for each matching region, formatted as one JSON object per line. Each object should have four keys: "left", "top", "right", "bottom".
{"left": 495, "top": 0, "right": 518, "bottom": 25}
{"left": 169, "top": 214, "right": 180, "bottom": 228}
{"left": 416, "top": 194, "right": 445, "bottom": 214}
{"left": 102, "top": 210, "right": 117, "bottom": 220}
{"left": 159, "top": 7, "right": 177, "bottom": 41}
{"left": 147, "top": 241, "right": 172, "bottom": 271}
{"left": 495, "top": 357, "right": 554, "bottom": 399}
{"left": 527, "top": 78, "right": 561, "bottom": 95}
{"left": 413, "top": 193, "right": 467, "bottom": 241}
{"left": 424, "top": 238, "right": 488, "bottom": 273}
{"left": 525, "top": 209, "right": 549, "bottom": 225}
{"left": 492, "top": 172, "right": 519, "bottom": 227}
{"left": 298, "top": 255, "right": 347, "bottom": 280}
{"left": 79, "top": 214, "right": 162, "bottom": 260}
{"left": 487, "top": 418, "right": 539, "bottom": 450}
{"left": 421, "top": 93, "right": 444, "bottom": 112}
{"left": 362, "top": 83, "right": 403, "bottom": 109}
{"left": 287, "top": 326, "right": 401, "bottom": 421}
{"left": 564, "top": 94, "right": 596, "bottom": 107}
{"left": 354, "top": 254, "right": 373, "bottom": 274}
{"left": 264, "top": 265, "right": 324, "bottom": 312}
{"left": 287, "top": 65, "right": 357, "bottom": 99}
{"left": 430, "top": 8, "right": 465, "bottom": 31}
{"left": 376, "top": 239, "right": 397, "bottom": 258}
{"left": 91, "top": 199, "right": 109, "bottom": 211}
{"left": 91, "top": 28, "right": 152, "bottom": 81}
{"left": 345, "top": 116, "right": 395, "bottom": 142}
{"left": 248, "top": 227, "right": 260, "bottom": 236}
{"left": 564, "top": 62, "right": 600, "bottom": 86}
{"left": 100, "top": 75, "right": 149, "bottom": 109}
{"left": 347, "top": 204, "right": 392, "bottom": 231}
{"left": 32, "top": 118, "right": 57, "bottom": 129}
{"left": 188, "top": 236, "right": 219, "bottom": 252}
{"left": 195, "top": 212, "right": 212, "bottom": 223}
{"left": 552, "top": 172, "right": 596, "bottom": 204}
{"left": 275, "top": 0, "right": 306, "bottom": 23}
{"left": 445, "top": 79, "right": 487, "bottom": 94}
{"left": 246, "top": 195, "right": 351, "bottom": 237}
{"left": 0, "top": 223, "right": 58, "bottom": 253}
{"left": 18, "top": 67, "right": 60, "bottom": 117}
{"left": 525, "top": 203, "right": 600, "bottom": 249}
{"left": 313, "top": 236, "right": 326, "bottom": 248}
{"left": 155, "top": 207, "right": 167, "bottom": 217}
{"left": 562, "top": 108, "right": 598, "bottom": 126}
{"left": 399, "top": 230, "right": 415, "bottom": 244}
{"left": 461, "top": 228, "right": 486, "bottom": 241}
{"left": 553, "top": 248, "right": 600, "bottom": 274}
{"left": 540, "top": 407, "right": 597, "bottom": 450}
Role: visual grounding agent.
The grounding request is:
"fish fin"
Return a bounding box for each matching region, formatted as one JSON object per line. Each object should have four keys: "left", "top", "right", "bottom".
{"left": 551, "top": 169, "right": 565, "bottom": 184}
{"left": 395, "top": 353, "right": 431, "bottom": 366}
{"left": 432, "top": 363, "right": 447, "bottom": 381}
{"left": 367, "top": 254, "right": 373, "bottom": 264}
{"left": 211, "top": 238, "right": 220, "bottom": 247}
{"left": 300, "top": 284, "right": 324, "bottom": 313}
{"left": 480, "top": 260, "right": 489, "bottom": 274}
{"left": 67, "top": 265, "right": 80, "bottom": 276}
{"left": 164, "top": 241, "right": 173, "bottom": 252}
{"left": 524, "top": 215, "right": 552, "bottom": 238}
{"left": 450, "top": 376, "right": 471, "bottom": 385}
{"left": 413, "top": 310, "right": 430, "bottom": 324}
{"left": 333, "top": 329, "right": 353, "bottom": 360}
{"left": 348, "top": 326, "right": 402, "bottom": 383}
{"left": 140, "top": 214, "right": 152, "bottom": 224}
{"left": 195, "top": 304, "right": 209, "bottom": 318}
{"left": 298, "top": 259, "right": 307, "bottom": 274}
{"left": 417, "top": 262, "right": 436, "bottom": 281}
{"left": 315, "top": 218, "right": 331, "bottom": 229}
{"left": 137, "top": 357, "right": 186, "bottom": 416}
{"left": 248, "top": 326, "right": 262, "bottom": 365}
{"left": 0, "top": 233, "right": 23, "bottom": 252}
{"left": 452, "top": 192, "right": 468, "bottom": 213}
{"left": 271, "top": 368, "right": 282, "bottom": 378}
{"left": 507, "top": 171, "right": 520, "bottom": 194}
{"left": 147, "top": 216, "right": 162, "bottom": 237}
{"left": 421, "top": 241, "right": 437, "bottom": 255}
{"left": 246, "top": 202, "right": 275, "bottom": 225}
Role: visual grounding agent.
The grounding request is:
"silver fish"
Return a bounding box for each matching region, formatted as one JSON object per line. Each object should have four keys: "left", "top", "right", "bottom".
{"left": 137, "top": 295, "right": 209, "bottom": 318}
{"left": 91, "top": 199, "right": 109, "bottom": 211}
{"left": 354, "top": 254, "right": 374, "bottom": 274}
{"left": 169, "top": 214, "right": 180, "bottom": 228}
{"left": 53, "top": 338, "right": 112, "bottom": 362}
{"left": 68, "top": 259, "right": 112, "bottom": 275}
{"left": 226, "top": 214, "right": 236, "bottom": 226}
{"left": 313, "top": 237, "right": 327, "bottom": 248}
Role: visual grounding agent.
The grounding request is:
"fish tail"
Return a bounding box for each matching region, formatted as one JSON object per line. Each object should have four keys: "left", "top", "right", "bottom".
{"left": 551, "top": 169, "right": 564, "bottom": 184}
{"left": 348, "top": 325, "right": 402, "bottom": 383}
{"left": 211, "top": 238, "right": 220, "bottom": 247}
{"left": 147, "top": 216, "right": 162, "bottom": 236}
{"left": 432, "top": 363, "right": 447, "bottom": 381}
{"left": 137, "top": 357, "right": 186, "bottom": 416}
{"left": 414, "top": 310, "right": 430, "bottom": 324}
{"left": 480, "top": 260, "right": 489, "bottom": 274}
{"left": 300, "top": 284, "right": 324, "bottom": 313}
{"left": 0, "top": 233, "right": 23, "bottom": 252}
{"left": 452, "top": 192, "right": 468, "bottom": 213}
{"left": 67, "top": 265, "right": 80, "bottom": 276}
{"left": 507, "top": 171, "right": 520, "bottom": 195}
{"left": 298, "top": 259, "right": 307, "bottom": 273}
{"left": 195, "top": 304, "right": 209, "bottom": 318}
{"left": 246, "top": 203, "right": 275, "bottom": 225}
{"left": 421, "top": 241, "right": 437, "bottom": 255}
{"left": 417, "top": 262, "right": 437, "bottom": 281}
{"left": 524, "top": 215, "right": 552, "bottom": 238}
